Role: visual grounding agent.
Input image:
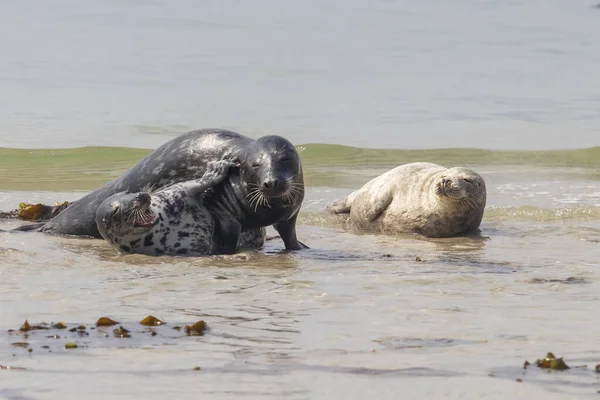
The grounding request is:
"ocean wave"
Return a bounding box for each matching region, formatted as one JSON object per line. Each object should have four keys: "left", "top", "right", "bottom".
{"left": 1, "top": 144, "right": 599, "bottom": 192}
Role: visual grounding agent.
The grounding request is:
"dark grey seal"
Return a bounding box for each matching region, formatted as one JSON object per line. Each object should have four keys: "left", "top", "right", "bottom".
{"left": 96, "top": 159, "right": 265, "bottom": 256}
{"left": 13, "top": 129, "right": 308, "bottom": 253}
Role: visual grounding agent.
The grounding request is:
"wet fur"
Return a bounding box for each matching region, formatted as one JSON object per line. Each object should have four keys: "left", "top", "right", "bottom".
{"left": 13, "top": 129, "right": 307, "bottom": 252}
{"left": 97, "top": 182, "right": 265, "bottom": 257}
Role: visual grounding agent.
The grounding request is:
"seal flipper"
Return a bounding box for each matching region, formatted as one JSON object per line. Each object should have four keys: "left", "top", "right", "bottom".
{"left": 326, "top": 190, "right": 359, "bottom": 214}
{"left": 214, "top": 218, "right": 242, "bottom": 255}
{"left": 177, "top": 159, "right": 238, "bottom": 198}
{"left": 273, "top": 212, "right": 309, "bottom": 250}
{"left": 175, "top": 158, "right": 243, "bottom": 255}
{"left": 10, "top": 222, "right": 46, "bottom": 232}
{"left": 360, "top": 186, "right": 393, "bottom": 222}
{"left": 326, "top": 199, "right": 351, "bottom": 214}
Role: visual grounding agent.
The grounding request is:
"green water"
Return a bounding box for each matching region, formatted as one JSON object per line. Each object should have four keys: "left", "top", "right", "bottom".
{"left": 1, "top": 145, "right": 599, "bottom": 191}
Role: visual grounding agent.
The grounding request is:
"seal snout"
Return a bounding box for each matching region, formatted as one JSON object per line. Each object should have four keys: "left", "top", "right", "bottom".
{"left": 135, "top": 193, "right": 151, "bottom": 207}
{"left": 262, "top": 176, "right": 289, "bottom": 198}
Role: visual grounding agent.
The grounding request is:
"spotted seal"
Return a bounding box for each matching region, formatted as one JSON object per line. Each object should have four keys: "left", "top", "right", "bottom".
{"left": 327, "top": 162, "right": 486, "bottom": 238}
{"left": 96, "top": 159, "right": 265, "bottom": 256}
{"left": 13, "top": 129, "right": 308, "bottom": 252}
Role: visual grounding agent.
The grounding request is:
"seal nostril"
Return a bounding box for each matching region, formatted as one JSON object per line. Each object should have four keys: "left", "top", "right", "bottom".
{"left": 136, "top": 193, "right": 151, "bottom": 204}
{"left": 263, "top": 182, "right": 270, "bottom": 189}
{"left": 273, "top": 179, "right": 279, "bottom": 188}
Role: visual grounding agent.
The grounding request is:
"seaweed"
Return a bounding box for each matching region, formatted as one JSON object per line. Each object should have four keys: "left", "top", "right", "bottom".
{"left": 185, "top": 321, "right": 207, "bottom": 336}
{"left": 140, "top": 316, "right": 164, "bottom": 326}
{"left": 524, "top": 352, "right": 570, "bottom": 371}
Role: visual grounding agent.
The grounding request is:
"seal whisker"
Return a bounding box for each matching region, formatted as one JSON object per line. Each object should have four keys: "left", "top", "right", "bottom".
{"left": 251, "top": 193, "right": 263, "bottom": 212}
{"left": 256, "top": 192, "right": 267, "bottom": 212}
{"left": 249, "top": 189, "right": 268, "bottom": 212}
{"left": 258, "top": 192, "right": 266, "bottom": 210}
{"left": 134, "top": 208, "right": 144, "bottom": 225}
{"left": 126, "top": 207, "right": 137, "bottom": 224}
{"left": 465, "top": 197, "right": 478, "bottom": 211}
{"left": 246, "top": 189, "right": 262, "bottom": 212}
{"left": 284, "top": 186, "right": 303, "bottom": 204}
{"left": 260, "top": 192, "right": 271, "bottom": 209}
{"left": 288, "top": 184, "right": 304, "bottom": 193}
{"left": 245, "top": 188, "right": 259, "bottom": 200}
{"left": 146, "top": 182, "right": 159, "bottom": 195}
{"left": 287, "top": 186, "right": 304, "bottom": 198}
{"left": 283, "top": 191, "right": 297, "bottom": 205}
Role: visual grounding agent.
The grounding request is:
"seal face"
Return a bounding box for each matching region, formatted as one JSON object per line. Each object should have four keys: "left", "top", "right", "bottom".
{"left": 202, "top": 135, "right": 308, "bottom": 253}
{"left": 327, "top": 162, "right": 486, "bottom": 238}
{"left": 96, "top": 160, "right": 266, "bottom": 256}
{"left": 242, "top": 136, "right": 304, "bottom": 211}
{"left": 13, "top": 129, "right": 308, "bottom": 252}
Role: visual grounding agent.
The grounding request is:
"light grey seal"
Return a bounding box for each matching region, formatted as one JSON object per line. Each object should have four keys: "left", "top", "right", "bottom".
{"left": 95, "top": 159, "right": 265, "bottom": 256}
{"left": 327, "top": 162, "right": 486, "bottom": 238}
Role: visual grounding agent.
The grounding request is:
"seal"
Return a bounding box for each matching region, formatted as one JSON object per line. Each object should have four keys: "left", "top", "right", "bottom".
{"left": 96, "top": 159, "right": 266, "bottom": 256}
{"left": 326, "top": 162, "right": 486, "bottom": 238}
{"left": 13, "top": 129, "right": 308, "bottom": 252}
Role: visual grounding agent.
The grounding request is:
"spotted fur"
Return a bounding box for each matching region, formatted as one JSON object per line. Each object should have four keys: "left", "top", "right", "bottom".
{"left": 96, "top": 160, "right": 265, "bottom": 256}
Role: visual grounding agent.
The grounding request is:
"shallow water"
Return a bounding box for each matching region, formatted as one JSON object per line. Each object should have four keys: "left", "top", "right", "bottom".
{"left": 2, "top": 0, "right": 600, "bottom": 398}
{"left": 2, "top": 166, "right": 600, "bottom": 398}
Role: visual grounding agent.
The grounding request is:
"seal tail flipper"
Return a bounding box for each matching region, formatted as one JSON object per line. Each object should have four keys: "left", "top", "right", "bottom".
{"left": 10, "top": 222, "right": 46, "bottom": 232}
{"left": 326, "top": 201, "right": 350, "bottom": 214}
{"left": 326, "top": 198, "right": 352, "bottom": 214}
{"left": 326, "top": 189, "right": 361, "bottom": 214}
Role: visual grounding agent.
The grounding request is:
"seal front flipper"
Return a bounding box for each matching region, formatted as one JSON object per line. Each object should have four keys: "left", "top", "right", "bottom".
{"left": 357, "top": 185, "right": 393, "bottom": 223}
{"left": 214, "top": 218, "right": 242, "bottom": 255}
{"left": 179, "top": 158, "right": 238, "bottom": 198}
{"left": 273, "top": 212, "right": 309, "bottom": 250}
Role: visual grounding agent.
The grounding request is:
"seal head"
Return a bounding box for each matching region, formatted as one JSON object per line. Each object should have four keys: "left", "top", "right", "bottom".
{"left": 204, "top": 135, "right": 307, "bottom": 253}
{"left": 96, "top": 192, "right": 158, "bottom": 246}
{"left": 434, "top": 167, "right": 486, "bottom": 210}
{"left": 241, "top": 135, "right": 304, "bottom": 211}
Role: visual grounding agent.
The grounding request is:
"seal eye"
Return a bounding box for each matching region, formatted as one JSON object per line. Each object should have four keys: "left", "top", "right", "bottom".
{"left": 463, "top": 179, "right": 474, "bottom": 184}
{"left": 252, "top": 163, "right": 260, "bottom": 169}
{"left": 110, "top": 206, "right": 120, "bottom": 217}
